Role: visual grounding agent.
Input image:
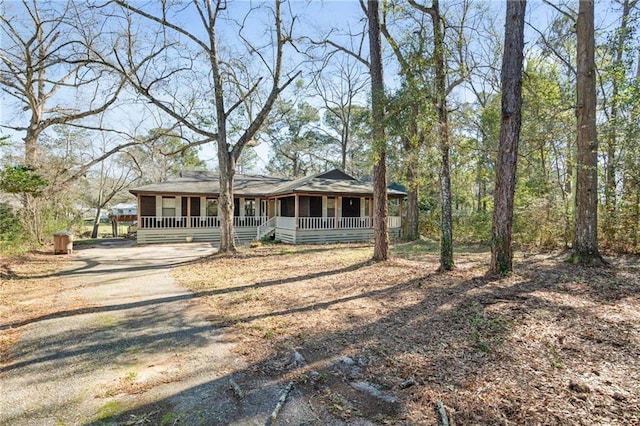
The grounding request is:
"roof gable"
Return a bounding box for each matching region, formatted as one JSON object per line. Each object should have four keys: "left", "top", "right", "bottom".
{"left": 315, "top": 169, "right": 357, "bottom": 181}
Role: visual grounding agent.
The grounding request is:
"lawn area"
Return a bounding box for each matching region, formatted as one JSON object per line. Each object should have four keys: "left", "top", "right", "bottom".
{"left": 174, "top": 241, "right": 640, "bottom": 425}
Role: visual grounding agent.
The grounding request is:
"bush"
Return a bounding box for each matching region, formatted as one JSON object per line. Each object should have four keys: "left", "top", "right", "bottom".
{"left": 0, "top": 203, "right": 30, "bottom": 255}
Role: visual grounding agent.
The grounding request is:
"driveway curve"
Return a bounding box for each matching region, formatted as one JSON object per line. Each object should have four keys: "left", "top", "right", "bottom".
{"left": 1, "top": 241, "right": 236, "bottom": 425}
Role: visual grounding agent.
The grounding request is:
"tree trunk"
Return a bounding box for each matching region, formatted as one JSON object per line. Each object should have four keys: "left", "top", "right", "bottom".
{"left": 571, "top": 0, "right": 606, "bottom": 265}
{"left": 603, "top": 0, "right": 633, "bottom": 246}
{"left": 23, "top": 124, "right": 45, "bottom": 242}
{"left": 490, "top": 0, "right": 526, "bottom": 275}
{"left": 341, "top": 121, "right": 349, "bottom": 172}
{"left": 368, "top": 0, "right": 389, "bottom": 261}
{"left": 403, "top": 106, "right": 421, "bottom": 242}
{"left": 218, "top": 148, "right": 236, "bottom": 253}
{"left": 91, "top": 207, "right": 102, "bottom": 239}
{"left": 404, "top": 143, "right": 420, "bottom": 241}
{"left": 430, "top": 0, "right": 454, "bottom": 271}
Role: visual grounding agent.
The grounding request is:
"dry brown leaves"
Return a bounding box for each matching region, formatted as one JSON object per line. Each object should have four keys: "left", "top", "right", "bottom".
{"left": 175, "top": 242, "right": 640, "bottom": 425}
{"left": 0, "top": 249, "right": 71, "bottom": 369}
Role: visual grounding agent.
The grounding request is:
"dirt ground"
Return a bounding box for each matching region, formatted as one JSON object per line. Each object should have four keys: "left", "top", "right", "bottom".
{"left": 2, "top": 240, "right": 639, "bottom": 425}
{"left": 173, "top": 241, "right": 640, "bottom": 425}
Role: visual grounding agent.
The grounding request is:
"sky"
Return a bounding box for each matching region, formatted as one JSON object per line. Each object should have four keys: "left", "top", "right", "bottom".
{"left": 1, "top": 0, "right": 634, "bottom": 173}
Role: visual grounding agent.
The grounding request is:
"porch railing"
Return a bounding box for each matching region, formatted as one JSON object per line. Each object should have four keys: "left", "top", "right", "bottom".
{"left": 388, "top": 216, "right": 401, "bottom": 228}
{"left": 298, "top": 217, "right": 336, "bottom": 230}
{"left": 139, "top": 215, "right": 400, "bottom": 230}
{"left": 140, "top": 216, "right": 267, "bottom": 229}
{"left": 257, "top": 216, "right": 277, "bottom": 239}
{"left": 276, "top": 216, "right": 296, "bottom": 230}
{"left": 340, "top": 217, "right": 371, "bottom": 229}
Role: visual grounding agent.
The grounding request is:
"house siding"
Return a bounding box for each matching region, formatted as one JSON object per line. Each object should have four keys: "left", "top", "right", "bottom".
{"left": 137, "top": 227, "right": 257, "bottom": 245}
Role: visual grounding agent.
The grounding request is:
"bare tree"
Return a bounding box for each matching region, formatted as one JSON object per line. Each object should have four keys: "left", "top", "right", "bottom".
{"left": 312, "top": 54, "right": 369, "bottom": 174}
{"left": 490, "top": 0, "right": 527, "bottom": 275}
{"left": 86, "top": 147, "right": 142, "bottom": 239}
{"left": 571, "top": 0, "right": 606, "bottom": 264}
{"left": 0, "top": 0, "right": 132, "bottom": 241}
{"left": 108, "top": 0, "right": 299, "bottom": 253}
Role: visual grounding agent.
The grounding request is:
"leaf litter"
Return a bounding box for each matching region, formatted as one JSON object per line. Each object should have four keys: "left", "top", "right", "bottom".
{"left": 174, "top": 242, "right": 640, "bottom": 425}
{"left": 2, "top": 242, "right": 638, "bottom": 424}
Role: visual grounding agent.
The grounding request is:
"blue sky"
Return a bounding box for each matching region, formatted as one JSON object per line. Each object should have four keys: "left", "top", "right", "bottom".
{"left": 1, "top": 0, "right": 635, "bottom": 172}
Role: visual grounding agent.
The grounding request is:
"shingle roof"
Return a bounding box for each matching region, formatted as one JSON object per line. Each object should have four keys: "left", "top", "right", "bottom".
{"left": 129, "top": 169, "right": 406, "bottom": 197}
{"left": 269, "top": 170, "right": 406, "bottom": 197}
{"left": 129, "top": 172, "right": 290, "bottom": 196}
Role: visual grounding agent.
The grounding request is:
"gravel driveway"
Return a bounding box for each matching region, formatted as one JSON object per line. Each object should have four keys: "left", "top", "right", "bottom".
{"left": 0, "top": 241, "right": 316, "bottom": 425}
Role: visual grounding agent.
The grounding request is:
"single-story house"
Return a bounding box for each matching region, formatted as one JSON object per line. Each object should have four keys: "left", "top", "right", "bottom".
{"left": 129, "top": 169, "right": 405, "bottom": 245}
{"left": 110, "top": 203, "right": 137, "bottom": 217}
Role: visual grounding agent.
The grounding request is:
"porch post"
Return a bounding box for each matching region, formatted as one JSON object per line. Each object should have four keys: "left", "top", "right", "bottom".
{"left": 200, "top": 197, "right": 207, "bottom": 217}
{"left": 155, "top": 195, "right": 162, "bottom": 218}
{"left": 266, "top": 198, "right": 271, "bottom": 218}
{"left": 294, "top": 194, "right": 299, "bottom": 229}
{"left": 186, "top": 196, "right": 191, "bottom": 228}
{"left": 137, "top": 194, "right": 141, "bottom": 228}
{"left": 322, "top": 196, "right": 327, "bottom": 218}
{"left": 335, "top": 196, "right": 340, "bottom": 229}
{"left": 239, "top": 197, "right": 245, "bottom": 217}
{"left": 176, "top": 196, "right": 182, "bottom": 217}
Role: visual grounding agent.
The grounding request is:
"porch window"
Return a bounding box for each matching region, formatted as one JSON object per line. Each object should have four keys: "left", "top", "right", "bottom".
{"left": 342, "top": 197, "right": 360, "bottom": 217}
{"left": 206, "top": 198, "right": 218, "bottom": 216}
{"left": 140, "top": 196, "right": 155, "bottom": 216}
{"left": 245, "top": 198, "right": 256, "bottom": 217}
{"left": 162, "top": 197, "right": 176, "bottom": 217}
{"left": 281, "top": 197, "right": 296, "bottom": 217}
{"left": 327, "top": 197, "right": 335, "bottom": 218}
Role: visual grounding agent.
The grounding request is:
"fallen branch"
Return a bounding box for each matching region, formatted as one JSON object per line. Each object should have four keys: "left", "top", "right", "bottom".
{"left": 229, "top": 378, "right": 244, "bottom": 399}
{"left": 270, "top": 381, "right": 294, "bottom": 424}
{"left": 436, "top": 400, "right": 449, "bottom": 426}
{"left": 400, "top": 378, "right": 416, "bottom": 389}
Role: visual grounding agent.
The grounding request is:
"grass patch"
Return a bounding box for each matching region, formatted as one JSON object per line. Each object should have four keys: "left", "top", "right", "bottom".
{"left": 95, "top": 400, "right": 128, "bottom": 422}
{"left": 160, "top": 412, "right": 180, "bottom": 426}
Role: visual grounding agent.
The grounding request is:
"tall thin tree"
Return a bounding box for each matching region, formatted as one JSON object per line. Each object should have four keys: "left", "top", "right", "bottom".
{"left": 490, "top": 0, "right": 527, "bottom": 275}
{"left": 408, "top": 0, "right": 455, "bottom": 270}
{"left": 366, "top": 0, "right": 389, "bottom": 261}
{"left": 571, "top": 0, "right": 606, "bottom": 265}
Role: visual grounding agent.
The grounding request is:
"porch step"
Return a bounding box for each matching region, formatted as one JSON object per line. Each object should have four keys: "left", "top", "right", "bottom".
{"left": 257, "top": 227, "right": 276, "bottom": 240}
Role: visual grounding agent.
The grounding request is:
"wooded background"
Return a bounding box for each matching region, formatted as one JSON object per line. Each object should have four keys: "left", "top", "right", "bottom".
{"left": 1, "top": 0, "right": 638, "bottom": 258}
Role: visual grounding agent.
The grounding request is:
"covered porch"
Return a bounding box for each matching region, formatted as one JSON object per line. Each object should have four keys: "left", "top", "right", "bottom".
{"left": 264, "top": 194, "right": 402, "bottom": 244}
{"left": 134, "top": 192, "right": 402, "bottom": 245}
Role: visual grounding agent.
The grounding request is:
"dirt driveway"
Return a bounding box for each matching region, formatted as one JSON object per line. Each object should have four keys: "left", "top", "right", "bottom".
{"left": 0, "top": 241, "right": 317, "bottom": 425}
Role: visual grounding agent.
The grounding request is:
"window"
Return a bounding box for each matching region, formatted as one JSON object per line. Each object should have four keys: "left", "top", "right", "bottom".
{"left": 327, "top": 197, "right": 335, "bottom": 218}
{"left": 206, "top": 198, "right": 218, "bottom": 216}
{"left": 162, "top": 197, "right": 176, "bottom": 217}
{"left": 244, "top": 199, "right": 256, "bottom": 217}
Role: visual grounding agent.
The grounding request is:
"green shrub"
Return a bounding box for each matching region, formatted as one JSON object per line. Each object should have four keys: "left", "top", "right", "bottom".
{"left": 0, "top": 203, "right": 30, "bottom": 255}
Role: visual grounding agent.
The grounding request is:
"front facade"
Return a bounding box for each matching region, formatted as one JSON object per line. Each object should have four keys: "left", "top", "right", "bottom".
{"left": 129, "top": 169, "right": 404, "bottom": 245}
